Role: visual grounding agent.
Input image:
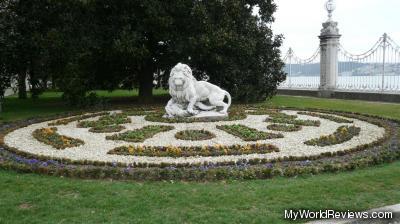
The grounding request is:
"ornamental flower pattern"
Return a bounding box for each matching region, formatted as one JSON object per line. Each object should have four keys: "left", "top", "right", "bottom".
{"left": 4, "top": 109, "right": 385, "bottom": 166}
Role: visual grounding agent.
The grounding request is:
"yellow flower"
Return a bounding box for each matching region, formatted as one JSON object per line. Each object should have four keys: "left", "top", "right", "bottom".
{"left": 137, "top": 145, "right": 144, "bottom": 153}
{"left": 166, "top": 146, "right": 182, "bottom": 156}
{"left": 214, "top": 144, "right": 223, "bottom": 150}
{"left": 61, "top": 136, "right": 70, "bottom": 145}
{"left": 128, "top": 146, "right": 135, "bottom": 154}
{"left": 42, "top": 128, "right": 55, "bottom": 135}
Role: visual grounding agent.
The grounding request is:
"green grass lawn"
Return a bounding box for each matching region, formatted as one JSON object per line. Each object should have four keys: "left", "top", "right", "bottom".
{"left": 0, "top": 91, "right": 400, "bottom": 224}
{"left": 0, "top": 89, "right": 168, "bottom": 122}
{"left": 265, "top": 95, "right": 400, "bottom": 120}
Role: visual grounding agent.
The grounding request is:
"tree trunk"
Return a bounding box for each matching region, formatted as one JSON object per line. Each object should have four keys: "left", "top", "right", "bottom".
{"left": 0, "top": 95, "right": 3, "bottom": 113}
{"left": 17, "top": 72, "right": 27, "bottom": 99}
{"left": 138, "top": 69, "right": 154, "bottom": 103}
{"left": 30, "top": 69, "right": 39, "bottom": 100}
{"left": 51, "top": 75, "right": 56, "bottom": 89}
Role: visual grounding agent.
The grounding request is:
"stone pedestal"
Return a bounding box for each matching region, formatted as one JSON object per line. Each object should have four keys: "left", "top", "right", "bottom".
{"left": 318, "top": 21, "right": 341, "bottom": 98}
{"left": 192, "top": 111, "right": 228, "bottom": 121}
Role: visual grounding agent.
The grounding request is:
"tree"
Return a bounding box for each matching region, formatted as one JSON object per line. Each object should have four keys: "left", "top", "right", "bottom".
{"left": 86, "top": 0, "right": 180, "bottom": 102}
{"left": 0, "top": 70, "right": 11, "bottom": 113}
{"left": 179, "top": 0, "right": 286, "bottom": 102}
{"left": 0, "top": 52, "right": 11, "bottom": 112}
{"left": 1, "top": 0, "right": 285, "bottom": 105}
{"left": 0, "top": 0, "right": 14, "bottom": 111}
{"left": 98, "top": 0, "right": 285, "bottom": 102}
{"left": 1, "top": 0, "right": 46, "bottom": 99}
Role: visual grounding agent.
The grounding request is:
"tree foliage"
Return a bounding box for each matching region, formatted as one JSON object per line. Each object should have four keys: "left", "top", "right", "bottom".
{"left": 182, "top": 0, "right": 286, "bottom": 102}
{"left": 1, "top": 0, "right": 285, "bottom": 105}
{"left": 0, "top": 0, "right": 14, "bottom": 105}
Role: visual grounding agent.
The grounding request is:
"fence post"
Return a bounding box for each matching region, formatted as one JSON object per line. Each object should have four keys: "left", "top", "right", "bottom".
{"left": 318, "top": 19, "right": 341, "bottom": 98}
{"left": 288, "top": 48, "right": 293, "bottom": 87}
{"left": 381, "top": 33, "right": 387, "bottom": 91}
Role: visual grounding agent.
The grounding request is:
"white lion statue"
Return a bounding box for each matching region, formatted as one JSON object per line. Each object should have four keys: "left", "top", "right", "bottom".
{"left": 164, "top": 63, "right": 231, "bottom": 118}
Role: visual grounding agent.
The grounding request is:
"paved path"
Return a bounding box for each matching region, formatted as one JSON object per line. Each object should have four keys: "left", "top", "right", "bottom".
{"left": 306, "top": 204, "right": 400, "bottom": 224}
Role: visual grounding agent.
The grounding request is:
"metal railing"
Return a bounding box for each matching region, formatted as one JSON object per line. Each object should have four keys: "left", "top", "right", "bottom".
{"left": 338, "top": 33, "right": 400, "bottom": 92}
{"left": 279, "top": 33, "right": 400, "bottom": 93}
{"left": 280, "top": 47, "right": 321, "bottom": 89}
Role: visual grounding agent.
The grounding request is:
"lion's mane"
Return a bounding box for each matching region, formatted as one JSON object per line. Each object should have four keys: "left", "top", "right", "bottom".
{"left": 168, "top": 63, "right": 197, "bottom": 104}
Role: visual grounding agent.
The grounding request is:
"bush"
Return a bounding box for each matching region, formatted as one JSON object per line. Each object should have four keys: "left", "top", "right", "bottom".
{"left": 217, "top": 124, "right": 284, "bottom": 141}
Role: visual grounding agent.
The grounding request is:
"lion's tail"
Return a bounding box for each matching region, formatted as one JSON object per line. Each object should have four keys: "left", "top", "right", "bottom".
{"left": 225, "top": 91, "right": 232, "bottom": 108}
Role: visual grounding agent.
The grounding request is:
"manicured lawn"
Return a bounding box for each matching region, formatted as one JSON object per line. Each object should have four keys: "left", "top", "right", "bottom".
{"left": 266, "top": 95, "right": 400, "bottom": 120}
{"left": 1, "top": 91, "right": 73, "bottom": 122}
{"left": 0, "top": 90, "right": 168, "bottom": 122}
{"left": 0, "top": 91, "right": 399, "bottom": 223}
{"left": 1, "top": 162, "right": 399, "bottom": 224}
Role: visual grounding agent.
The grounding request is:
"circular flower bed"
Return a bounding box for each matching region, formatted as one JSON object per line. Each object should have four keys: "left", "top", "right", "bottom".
{"left": 0, "top": 107, "right": 399, "bottom": 181}
{"left": 175, "top": 130, "right": 216, "bottom": 141}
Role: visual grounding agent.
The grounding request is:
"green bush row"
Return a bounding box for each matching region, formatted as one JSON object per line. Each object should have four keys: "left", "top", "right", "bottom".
{"left": 305, "top": 126, "right": 361, "bottom": 146}
{"left": 297, "top": 111, "right": 353, "bottom": 123}
{"left": 108, "top": 143, "right": 279, "bottom": 158}
{"left": 217, "top": 124, "right": 284, "bottom": 141}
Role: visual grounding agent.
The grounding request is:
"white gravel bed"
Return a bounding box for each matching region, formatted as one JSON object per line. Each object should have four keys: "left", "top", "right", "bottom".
{"left": 4, "top": 110, "right": 386, "bottom": 165}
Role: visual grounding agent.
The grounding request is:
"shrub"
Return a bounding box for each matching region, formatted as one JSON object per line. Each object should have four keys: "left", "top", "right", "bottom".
{"left": 32, "top": 128, "right": 84, "bottom": 149}
{"left": 89, "top": 125, "right": 125, "bottom": 133}
{"left": 175, "top": 130, "right": 216, "bottom": 141}
{"left": 267, "top": 124, "right": 302, "bottom": 132}
{"left": 77, "top": 113, "right": 130, "bottom": 133}
{"left": 48, "top": 112, "right": 109, "bottom": 126}
{"left": 106, "top": 125, "right": 174, "bottom": 142}
{"left": 305, "top": 126, "right": 361, "bottom": 146}
{"left": 108, "top": 143, "right": 279, "bottom": 157}
{"left": 145, "top": 109, "right": 246, "bottom": 123}
{"left": 217, "top": 124, "right": 283, "bottom": 141}
{"left": 297, "top": 112, "right": 353, "bottom": 123}
{"left": 265, "top": 117, "right": 320, "bottom": 127}
{"left": 249, "top": 109, "right": 297, "bottom": 120}
{"left": 77, "top": 113, "right": 130, "bottom": 128}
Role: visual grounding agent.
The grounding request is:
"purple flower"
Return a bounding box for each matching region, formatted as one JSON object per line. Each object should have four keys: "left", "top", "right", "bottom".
{"left": 198, "top": 166, "right": 209, "bottom": 171}
{"left": 46, "top": 160, "right": 59, "bottom": 165}
{"left": 166, "top": 166, "right": 177, "bottom": 171}
{"left": 29, "top": 159, "right": 40, "bottom": 164}
{"left": 235, "top": 160, "right": 249, "bottom": 169}
{"left": 300, "top": 160, "right": 312, "bottom": 166}
{"left": 265, "top": 163, "right": 274, "bottom": 169}
{"left": 13, "top": 156, "right": 24, "bottom": 163}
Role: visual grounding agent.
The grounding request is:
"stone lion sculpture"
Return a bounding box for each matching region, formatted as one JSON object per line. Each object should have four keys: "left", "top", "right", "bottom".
{"left": 164, "top": 63, "right": 231, "bottom": 118}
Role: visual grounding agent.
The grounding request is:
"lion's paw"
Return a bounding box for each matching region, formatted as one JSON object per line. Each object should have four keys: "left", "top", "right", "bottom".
{"left": 188, "top": 109, "right": 199, "bottom": 115}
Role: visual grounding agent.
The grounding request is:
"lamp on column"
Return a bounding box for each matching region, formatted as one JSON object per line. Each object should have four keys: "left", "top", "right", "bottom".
{"left": 325, "top": 0, "right": 336, "bottom": 21}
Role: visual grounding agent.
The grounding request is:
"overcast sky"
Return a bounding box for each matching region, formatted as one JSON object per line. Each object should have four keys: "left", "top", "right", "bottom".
{"left": 272, "top": 0, "right": 400, "bottom": 58}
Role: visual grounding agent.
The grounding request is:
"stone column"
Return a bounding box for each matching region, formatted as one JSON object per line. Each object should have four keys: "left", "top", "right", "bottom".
{"left": 318, "top": 21, "right": 341, "bottom": 97}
